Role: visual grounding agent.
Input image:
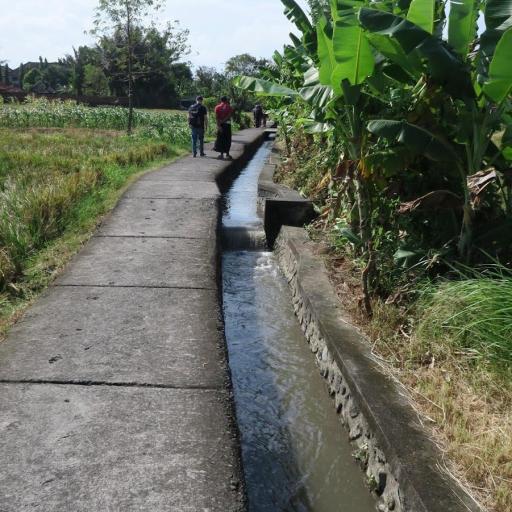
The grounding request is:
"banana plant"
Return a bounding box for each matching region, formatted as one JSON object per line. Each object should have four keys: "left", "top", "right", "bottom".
{"left": 358, "top": 1, "right": 512, "bottom": 259}
{"left": 235, "top": 0, "right": 386, "bottom": 313}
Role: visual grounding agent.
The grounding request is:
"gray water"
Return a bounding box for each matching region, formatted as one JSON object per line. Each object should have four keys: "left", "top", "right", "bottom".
{"left": 222, "top": 143, "right": 375, "bottom": 511}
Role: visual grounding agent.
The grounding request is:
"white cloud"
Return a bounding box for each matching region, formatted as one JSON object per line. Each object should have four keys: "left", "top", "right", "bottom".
{"left": 0, "top": 0, "right": 308, "bottom": 68}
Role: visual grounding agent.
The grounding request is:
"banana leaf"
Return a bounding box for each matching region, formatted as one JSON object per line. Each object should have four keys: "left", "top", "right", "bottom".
{"left": 272, "top": 50, "right": 284, "bottom": 67}
{"left": 358, "top": 8, "right": 474, "bottom": 98}
{"left": 332, "top": 11, "right": 375, "bottom": 86}
{"left": 367, "top": 119, "right": 458, "bottom": 162}
{"left": 330, "top": 0, "right": 366, "bottom": 20}
{"left": 301, "top": 119, "right": 334, "bottom": 133}
{"left": 232, "top": 76, "right": 299, "bottom": 97}
{"left": 366, "top": 33, "right": 422, "bottom": 78}
{"left": 317, "top": 16, "right": 336, "bottom": 86}
{"left": 483, "top": 28, "right": 512, "bottom": 103}
{"left": 283, "top": 44, "right": 310, "bottom": 73}
{"left": 407, "top": 0, "right": 435, "bottom": 33}
{"left": 485, "top": 0, "right": 512, "bottom": 30}
{"left": 481, "top": 0, "right": 512, "bottom": 59}
{"left": 447, "top": 0, "right": 480, "bottom": 58}
{"left": 282, "top": 0, "right": 317, "bottom": 57}
{"left": 300, "top": 83, "right": 335, "bottom": 108}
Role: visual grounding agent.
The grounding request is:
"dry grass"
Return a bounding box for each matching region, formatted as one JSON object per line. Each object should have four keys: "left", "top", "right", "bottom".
{"left": 321, "top": 246, "right": 512, "bottom": 512}
{"left": 273, "top": 110, "right": 512, "bottom": 511}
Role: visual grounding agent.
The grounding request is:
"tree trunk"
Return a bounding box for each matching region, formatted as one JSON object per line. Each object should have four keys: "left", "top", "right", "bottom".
{"left": 355, "top": 175, "right": 373, "bottom": 316}
{"left": 458, "top": 201, "right": 473, "bottom": 263}
{"left": 126, "top": 1, "right": 134, "bottom": 135}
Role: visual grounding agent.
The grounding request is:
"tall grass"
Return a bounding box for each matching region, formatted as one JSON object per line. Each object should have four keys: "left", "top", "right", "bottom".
{"left": 0, "top": 127, "right": 185, "bottom": 292}
{"left": 363, "top": 266, "right": 512, "bottom": 511}
{"left": 415, "top": 265, "right": 512, "bottom": 376}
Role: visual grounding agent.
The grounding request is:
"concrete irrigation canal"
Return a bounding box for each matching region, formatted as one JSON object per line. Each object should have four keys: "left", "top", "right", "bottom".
{"left": 0, "top": 129, "right": 481, "bottom": 511}
{"left": 222, "top": 141, "right": 375, "bottom": 511}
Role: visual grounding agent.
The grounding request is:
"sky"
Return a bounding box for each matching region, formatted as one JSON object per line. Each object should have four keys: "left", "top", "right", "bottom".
{"left": 0, "top": 0, "right": 309, "bottom": 69}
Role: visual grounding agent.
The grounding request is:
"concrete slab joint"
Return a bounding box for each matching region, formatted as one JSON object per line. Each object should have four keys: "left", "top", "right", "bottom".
{"left": 0, "top": 128, "right": 267, "bottom": 511}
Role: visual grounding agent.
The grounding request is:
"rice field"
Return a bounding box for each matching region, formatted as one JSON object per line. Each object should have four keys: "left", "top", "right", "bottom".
{"left": 0, "top": 101, "right": 191, "bottom": 329}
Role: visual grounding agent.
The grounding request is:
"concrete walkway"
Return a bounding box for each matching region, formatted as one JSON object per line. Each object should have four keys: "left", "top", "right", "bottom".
{"left": 0, "top": 129, "right": 264, "bottom": 512}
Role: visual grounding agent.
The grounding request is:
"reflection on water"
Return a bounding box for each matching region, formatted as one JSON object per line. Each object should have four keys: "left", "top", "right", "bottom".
{"left": 223, "top": 252, "right": 375, "bottom": 512}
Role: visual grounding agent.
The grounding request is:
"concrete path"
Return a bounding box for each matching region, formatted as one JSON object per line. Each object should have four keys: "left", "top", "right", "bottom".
{"left": 0, "top": 129, "right": 264, "bottom": 512}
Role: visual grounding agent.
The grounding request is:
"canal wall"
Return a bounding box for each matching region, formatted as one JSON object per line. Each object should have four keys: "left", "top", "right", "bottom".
{"left": 259, "top": 145, "right": 483, "bottom": 512}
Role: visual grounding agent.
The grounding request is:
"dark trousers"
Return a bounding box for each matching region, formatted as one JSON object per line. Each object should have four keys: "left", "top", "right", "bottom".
{"left": 191, "top": 127, "right": 205, "bottom": 155}
{"left": 214, "top": 123, "right": 232, "bottom": 154}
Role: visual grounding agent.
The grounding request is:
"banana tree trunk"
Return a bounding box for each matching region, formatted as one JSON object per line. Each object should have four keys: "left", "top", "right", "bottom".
{"left": 355, "top": 175, "right": 373, "bottom": 316}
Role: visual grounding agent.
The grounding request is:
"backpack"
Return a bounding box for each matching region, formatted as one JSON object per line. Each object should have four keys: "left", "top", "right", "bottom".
{"left": 188, "top": 103, "right": 203, "bottom": 128}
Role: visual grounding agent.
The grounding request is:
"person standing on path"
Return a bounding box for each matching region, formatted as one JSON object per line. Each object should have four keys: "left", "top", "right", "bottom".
{"left": 253, "top": 104, "right": 264, "bottom": 128}
{"left": 188, "top": 95, "right": 208, "bottom": 158}
{"left": 214, "top": 96, "right": 234, "bottom": 160}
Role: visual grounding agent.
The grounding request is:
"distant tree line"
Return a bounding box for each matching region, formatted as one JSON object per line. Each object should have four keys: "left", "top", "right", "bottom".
{"left": 1, "top": 38, "right": 272, "bottom": 110}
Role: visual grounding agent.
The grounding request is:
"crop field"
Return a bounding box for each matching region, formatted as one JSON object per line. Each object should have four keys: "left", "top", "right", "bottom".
{"left": 0, "top": 101, "right": 191, "bottom": 335}
{"left": 0, "top": 99, "right": 191, "bottom": 143}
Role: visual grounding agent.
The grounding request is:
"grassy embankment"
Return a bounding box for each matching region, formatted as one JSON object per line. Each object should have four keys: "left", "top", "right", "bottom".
{"left": 277, "top": 140, "right": 512, "bottom": 512}
{"left": 0, "top": 99, "right": 192, "bottom": 339}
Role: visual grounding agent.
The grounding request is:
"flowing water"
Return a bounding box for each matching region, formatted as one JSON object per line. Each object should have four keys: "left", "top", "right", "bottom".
{"left": 222, "top": 141, "right": 375, "bottom": 512}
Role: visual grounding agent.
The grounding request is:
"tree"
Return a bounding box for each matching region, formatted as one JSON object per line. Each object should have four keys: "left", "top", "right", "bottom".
{"left": 92, "top": 0, "right": 164, "bottom": 134}
{"left": 236, "top": 0, "right": 512, "bottom": 310}
{"left": 97, "top": 21, "right": 190, "bottom": 108}
{"left": 19, "top": 63, "right": 25, "bottom": 89}
{"left": 193, "top": 66, "right": 227, "bottom": 99}
{"left": 22, "top": 68, "right": 45, "bottom": 92}
{"left": 224, "top": 54, "right": 272, "bottom": 79}
{"left": 72, "top": 47, "right": 86, "bottom": 100}
{"left": 67, "top": 46, "right": 103, "bottom": 100}
{"left": 224, "top": 54, "right": 273, "bottom": 123}
{"left": 171, "top": 62, "right": 194, "bottom": 98}
{"left": 84, "top": 64, "right": 110, "bottom": 95}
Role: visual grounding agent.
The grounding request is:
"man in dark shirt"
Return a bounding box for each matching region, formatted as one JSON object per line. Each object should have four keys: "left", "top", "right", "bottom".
{"left": 253, "top": 104, "right": 263, "bottom": 128}
{"left": 188, "top": 96, "right": 208, "bottom": 157}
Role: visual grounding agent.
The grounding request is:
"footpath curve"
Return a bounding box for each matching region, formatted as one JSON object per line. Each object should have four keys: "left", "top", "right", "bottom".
{"left": 0, "top": 129, "right": 265, "bottom": 512}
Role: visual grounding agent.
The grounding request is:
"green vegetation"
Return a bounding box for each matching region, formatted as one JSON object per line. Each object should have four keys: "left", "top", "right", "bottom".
{"left": 0, "top": 97, "right": 191, "bottom": 141}
{"left": 237, "top": 0, "right": 512, "bottom": 509}
{"left": 416, "top": 266, "right": 512, "bottom": 374}
{"left": 0, "top": 103, "right": 190, "bottom": 337}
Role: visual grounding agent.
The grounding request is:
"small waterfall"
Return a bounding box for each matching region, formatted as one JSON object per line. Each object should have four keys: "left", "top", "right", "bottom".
{"left": 221, "top": 227, "right": 267, "bottom": 251}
